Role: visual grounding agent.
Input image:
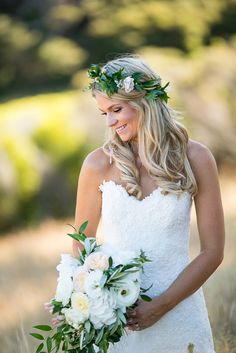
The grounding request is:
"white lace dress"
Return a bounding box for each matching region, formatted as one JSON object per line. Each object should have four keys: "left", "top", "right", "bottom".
{"left": 97, "top": 180, "right": 216, "bottom": 353}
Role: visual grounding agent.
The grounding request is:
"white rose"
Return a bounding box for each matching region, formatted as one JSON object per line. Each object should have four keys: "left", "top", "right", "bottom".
{"left": 89, "top": 290, "right": 117, "bottom": 329}
{"left": 113, "top": 279, "right": 140, "bottom": 308}
{"left": 55, "top": 275, "right": 73, "bottom": 306}
{"left": 84, "top": 269, "right": 104, "bottom": 298}
{"left": 73, "top": 267, "right": 88, "bottom": 293}
{"left": 122, "top": 77, "right": 134, "bottom": 93}
{"left": 62, "top": 308, "right": 84, "bottom": 329}
{"left": 84, "top": 252, "right": 109, "bottom": 271}
{"left": 56, "top": 253, "right": 78, "bottom": 277}
{"left": 55, "top": 253, "right": 79, "bottom": 305}
{"left": 71, "top": 292, "right": 90, "bottom": 320}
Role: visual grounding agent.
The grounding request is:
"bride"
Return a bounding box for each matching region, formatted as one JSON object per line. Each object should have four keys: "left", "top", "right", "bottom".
{"left": 72, "top": 55, "right": 225, "bottom": 353}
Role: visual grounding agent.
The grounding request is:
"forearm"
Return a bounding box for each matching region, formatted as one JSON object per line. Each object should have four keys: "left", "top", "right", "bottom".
{"left": 155, "top": 249, "right": 223, "bottom": 311}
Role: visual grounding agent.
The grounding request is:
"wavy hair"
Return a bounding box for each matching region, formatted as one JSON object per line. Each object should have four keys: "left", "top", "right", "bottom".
{"left": 91, "top": 54, "right": 197, "bottom": 199}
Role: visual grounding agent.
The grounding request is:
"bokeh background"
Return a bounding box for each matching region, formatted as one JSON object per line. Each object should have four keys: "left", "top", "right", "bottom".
{"left": 0, "top": 0, "right": 236, "bottom": 352}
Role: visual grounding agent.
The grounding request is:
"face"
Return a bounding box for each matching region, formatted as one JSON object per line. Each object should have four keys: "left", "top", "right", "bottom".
{"left": 94, "top": 92, "right": 139, "bottom": 142}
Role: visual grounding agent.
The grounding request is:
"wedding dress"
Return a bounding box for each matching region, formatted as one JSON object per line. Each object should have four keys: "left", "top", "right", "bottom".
{"left": 97, "top": 179, "right": 216, "bottom": 353}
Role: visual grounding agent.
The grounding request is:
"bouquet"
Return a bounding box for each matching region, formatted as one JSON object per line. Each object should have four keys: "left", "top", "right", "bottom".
{"left": 30, "top": 221, "right": 152, "bottom": 353}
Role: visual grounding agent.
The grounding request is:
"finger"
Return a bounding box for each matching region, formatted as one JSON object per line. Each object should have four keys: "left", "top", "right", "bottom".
{"left": 128, "top": 310, "right": 137, "bottom": 318}
{"left": 127, "top": 319, "right": 138, "bottom": 325}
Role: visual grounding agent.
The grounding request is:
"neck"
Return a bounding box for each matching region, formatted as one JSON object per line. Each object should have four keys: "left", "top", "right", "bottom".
{"left": 129, "top": 139, "right": 139, "bottom": 156}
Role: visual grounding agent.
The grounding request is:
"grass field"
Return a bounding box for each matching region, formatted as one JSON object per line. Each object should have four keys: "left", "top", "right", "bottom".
{"left": 0, "top": 173, "right": 235, "bottom": 353}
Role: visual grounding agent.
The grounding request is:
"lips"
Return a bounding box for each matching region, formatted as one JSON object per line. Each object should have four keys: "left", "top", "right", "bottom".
{"left": 116, "top": 124, "right": 127, "bottom": 134}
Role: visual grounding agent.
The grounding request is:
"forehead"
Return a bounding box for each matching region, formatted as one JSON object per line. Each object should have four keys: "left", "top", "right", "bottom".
{"left": 94, "top": 92, "right": 126, "bottom": 110}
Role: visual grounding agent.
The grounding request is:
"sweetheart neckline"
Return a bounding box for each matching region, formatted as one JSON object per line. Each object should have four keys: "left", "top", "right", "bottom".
{"left": 99, "top": 179, "right": 192, "bottom": 203}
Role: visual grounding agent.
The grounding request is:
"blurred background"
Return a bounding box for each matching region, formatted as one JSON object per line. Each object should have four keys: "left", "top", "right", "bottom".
{"left": 0, "top": 0, "right": 236, "bottom": 352}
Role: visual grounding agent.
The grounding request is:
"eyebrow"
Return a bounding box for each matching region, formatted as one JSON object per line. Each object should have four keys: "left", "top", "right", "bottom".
{"left": 98, "top": 104, "right": 121, "bottom": 112}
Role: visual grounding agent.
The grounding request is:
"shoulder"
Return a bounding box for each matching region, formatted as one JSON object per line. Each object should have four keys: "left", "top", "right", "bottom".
{"left": 82, "top": 146, "right": 111, "bottom": 178}
{"left": 186, "top": 139, "right": 218, "bottom": 189}
{"left": 187, "top": 139, "right": 217, "bottom": 169}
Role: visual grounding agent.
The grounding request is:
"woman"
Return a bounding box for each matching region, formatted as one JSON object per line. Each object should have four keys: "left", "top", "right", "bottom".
{"left": 73, "top": 55, "right": 225, "bottom": 353}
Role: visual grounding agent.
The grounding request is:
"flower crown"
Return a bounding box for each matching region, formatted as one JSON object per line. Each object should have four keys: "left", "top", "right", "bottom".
{"left": 87, "top": 64, "right": 170, "bottom": 103}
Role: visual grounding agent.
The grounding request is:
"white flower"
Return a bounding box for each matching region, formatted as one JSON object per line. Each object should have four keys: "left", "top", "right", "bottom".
{"left": 122, "top": 76, "right": 134, "bottom": 93}
{"left": 56, "top": 254, "right": 78, "bottom": 277}
{"left": 112, "top": 279, "right": 140, "bottom": 308}
{"left": 84, "top": 252, "right": 109, "bottom": 271}
{"left": 55, "top": 274, "right": 73, "bottom": 306}
{"left": 73, "top": 267, "right": 88, "bottom": 293}
{"left": 55, "top": 254, "right": 79, "bottom": 306}
{"left": 89, "top": 290, "right": 117, "bottom": 329}
{"left": 84, "top": 269, "right": 104, "bottom": 298}
{"left": 71, "top": 292, "right": 90, "bottom": 320}
{"left": 62, "top": 308, "right": 84, "bottom": 329}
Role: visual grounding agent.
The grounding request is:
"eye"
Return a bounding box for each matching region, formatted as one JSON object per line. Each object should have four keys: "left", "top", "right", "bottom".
{"left": 114, "top": 108, "right": 122, "bottom": 113}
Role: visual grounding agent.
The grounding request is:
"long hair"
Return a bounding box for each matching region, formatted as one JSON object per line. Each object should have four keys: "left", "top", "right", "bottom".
{"left": 92, "top": 54, "right": 197, "bottom": 199}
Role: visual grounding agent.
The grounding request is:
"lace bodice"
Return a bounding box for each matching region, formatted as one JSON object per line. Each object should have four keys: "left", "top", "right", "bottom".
{"left": 96, "top": 179, "right": 215, "bottom": 353}
{"left": 98, "top": 180, "right": 193, "bottom": 296}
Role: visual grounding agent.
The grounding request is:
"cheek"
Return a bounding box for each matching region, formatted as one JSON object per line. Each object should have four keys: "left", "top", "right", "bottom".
{"left": 125, "top": 109, "right": 138, "bottom": 127}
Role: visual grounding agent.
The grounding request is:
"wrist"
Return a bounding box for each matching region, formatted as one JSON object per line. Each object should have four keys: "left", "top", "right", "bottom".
{"left": 153, "top": 291, "right": 176, "bottom": 313}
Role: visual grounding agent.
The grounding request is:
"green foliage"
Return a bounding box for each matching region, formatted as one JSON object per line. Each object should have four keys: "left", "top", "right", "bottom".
{"left": 38, "top": 37, "right": 87, "bottom": 75}
{"left": 0, "top": 0, "right": 235, "bottom": 92}
{"left": 0, "top": 91, "right": 91, "bottom": 232}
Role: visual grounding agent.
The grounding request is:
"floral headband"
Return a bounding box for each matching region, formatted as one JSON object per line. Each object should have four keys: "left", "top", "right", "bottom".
{"left": 87, "top": 64, "right": 170, "bottom": 103}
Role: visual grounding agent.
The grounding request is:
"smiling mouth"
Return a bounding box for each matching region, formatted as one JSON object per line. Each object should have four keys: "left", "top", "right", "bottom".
{"left": 116, "top": 124, "right": 127, "bottom": 133}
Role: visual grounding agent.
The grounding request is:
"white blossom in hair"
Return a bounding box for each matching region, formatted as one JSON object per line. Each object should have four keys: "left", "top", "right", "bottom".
{"left": 121, "top": 76, "right": 135, "bottom": 93}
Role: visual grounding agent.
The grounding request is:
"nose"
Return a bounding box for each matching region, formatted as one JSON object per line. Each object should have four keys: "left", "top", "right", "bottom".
{"left": 106, "top": 113, "right": 118, "bottom": 128}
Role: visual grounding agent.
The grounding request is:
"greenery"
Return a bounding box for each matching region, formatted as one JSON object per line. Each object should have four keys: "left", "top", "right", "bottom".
{"left": 87, "top": 64, "right": 170, "bottom": 102}
{"left": 0, "top": 0, "right": 236, "bottom": 95}
{"left": 0, "top": 92, "right": 92, "bottom": 232}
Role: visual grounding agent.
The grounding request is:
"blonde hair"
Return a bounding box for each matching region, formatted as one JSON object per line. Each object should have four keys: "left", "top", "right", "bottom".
{"left": 92, "top": 54, "right": 197, "bottom": 199}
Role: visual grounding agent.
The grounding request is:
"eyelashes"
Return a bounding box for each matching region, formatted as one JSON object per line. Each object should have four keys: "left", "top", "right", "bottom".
{"left": 101, "top": 108, "right": 122, "bottom": 116}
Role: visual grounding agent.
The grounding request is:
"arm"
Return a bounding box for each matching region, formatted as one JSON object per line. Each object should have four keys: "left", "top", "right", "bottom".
{"left": 159, "top": 142, "right": 225, "bottom": 309}
{"left": 72, "top": 148, "right": 107, "bottom": 257}
{"left": 127, "top": 141, "right": 225, "bottom": 330}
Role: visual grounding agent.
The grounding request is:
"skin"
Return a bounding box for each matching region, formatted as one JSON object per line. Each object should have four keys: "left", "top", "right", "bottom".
{"left": 73, "top": 93, "right": 225, "bottom": 332}
{"left": 95, "top": 92, "right": 140, "bottom": 143}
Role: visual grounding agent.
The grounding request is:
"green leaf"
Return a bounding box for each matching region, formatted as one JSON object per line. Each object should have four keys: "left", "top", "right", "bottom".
{"left": 84, "top": 237, "right": 93, "bottom": 254}
{"left": 109, "top": 321, "right": 119, "bottom": 335}
{"left": 30, "top": 333, "right": 44, "bottom": 340}
{"left": 67, "top": 232, "right": 86, "bottom": 243}
{"left": 84, "top": 320, "right": 91, "bottom": 333}
{"left": 33, "top": 325, "right": 52, "bottom": 331}
{"left": 79, "top": 221, "right": 88, "bottom": 233}
{"left": 87, "top": 344, "right": 96, "bottom": 353}
{"left": 140, "top": 283, "right": 153, "bottom": 293}
{"left": 36, "top": 343, "right": 44, "bottom": 353}
{"left": 80, "top": 329, "right": 85, "bottom": 349}
{"left": 46, "top": 337, "right": 52, "bottom": 352}
{"left": 67, "top": 223, "right": 77, "bottom": 232}
{"left": 132, "top": 72, "right": 143, "bottom": 81}
{"left": 100, "top": 274, "right": 107, "bottom": 288}
{"left": 108, "top": 256, "right": 113, "bottom": 267}
{"left": 117, "top": 309, "right": 127, "bottom": 324}
{"left": 140, "top": 294, "right": 152, "bottom": 302}
{"left": 95, "top": 327, "right": 104, "bottom": 345}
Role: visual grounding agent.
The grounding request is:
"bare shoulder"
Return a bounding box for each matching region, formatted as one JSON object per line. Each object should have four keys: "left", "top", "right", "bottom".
{"left": 82, "top": 146, "right": 110, "bottom": 177}
{"left": 186, "top": 139, "right": 218, "bottom": 190}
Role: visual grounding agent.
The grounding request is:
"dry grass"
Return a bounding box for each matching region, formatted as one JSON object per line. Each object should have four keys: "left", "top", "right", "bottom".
{"left": 0, "top": 175, "right": 235, "bottom": 353}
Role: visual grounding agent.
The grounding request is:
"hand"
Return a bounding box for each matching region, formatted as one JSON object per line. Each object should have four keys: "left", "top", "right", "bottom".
{"left": 126, "top": 296, "right": 170, "bottom": 331}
